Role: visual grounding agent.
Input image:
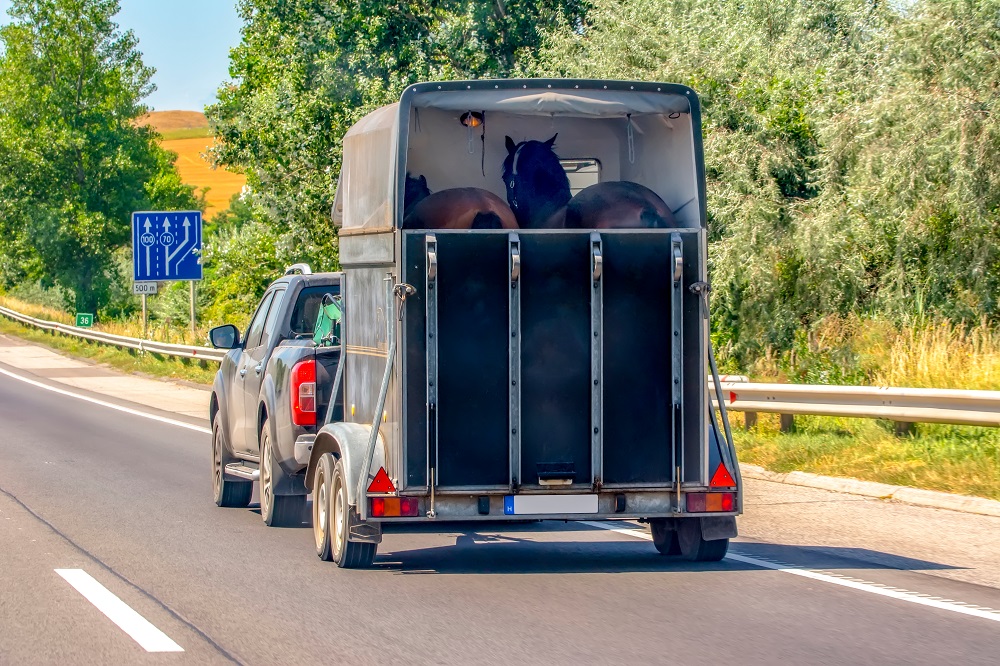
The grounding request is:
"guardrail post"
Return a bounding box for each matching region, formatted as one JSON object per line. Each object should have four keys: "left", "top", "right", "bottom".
{"left": 894, "top": 421, "right": 915, "bottom": 437}
{"left": 780, "top": 413, "right": 795, "bottom": 433}
{"left": 744, "top": 411, "right": 757, "bottom": 430}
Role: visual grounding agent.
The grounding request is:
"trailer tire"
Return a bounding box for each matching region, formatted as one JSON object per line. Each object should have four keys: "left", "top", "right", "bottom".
{"left": 313, "top": 453, "right": 336, "bottom": 561}
{"left": 260, "top": 419, "right": 306, "bottom": 527}
{"left": 331, "top": 458, "right": 376, "bottom": 569}
{"left": 213, "top": 413, "right": 252, "bottom": 508}
{"left": 678, "top": 518, "right": 729, "bottom": 562}
{"left": 649, "top": 519, "right": 681, "bottom": 556}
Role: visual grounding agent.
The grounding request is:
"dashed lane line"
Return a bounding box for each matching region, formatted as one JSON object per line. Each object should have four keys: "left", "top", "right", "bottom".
{"left": 579, "top": 521, "right": 1000, "bottom": 624}
{"left": 55, "top": 569, "right": 184, "bottom": 652}
{"left": 0, "top": 366, "right": 210, "bottom": 434}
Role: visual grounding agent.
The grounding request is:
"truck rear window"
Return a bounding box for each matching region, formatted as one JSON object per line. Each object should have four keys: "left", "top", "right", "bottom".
{"left": 290, "top": 285, "right": 341, "bottom": 336}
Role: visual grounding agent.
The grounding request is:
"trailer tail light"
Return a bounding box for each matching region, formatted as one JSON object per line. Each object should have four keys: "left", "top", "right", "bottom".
{"left": 370, "top": 497, "right": 420, "bottom": 517}
{"left": 291, "top": 359, "right": 317, "bottom": 426}
{"left": 686, "top": 492, "right": 735, "bottom": 513}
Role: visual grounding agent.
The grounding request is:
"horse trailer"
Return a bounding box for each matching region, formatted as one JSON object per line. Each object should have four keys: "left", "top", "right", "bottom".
{"left": 306, "top": 79, "right": 742, "bottom": 568}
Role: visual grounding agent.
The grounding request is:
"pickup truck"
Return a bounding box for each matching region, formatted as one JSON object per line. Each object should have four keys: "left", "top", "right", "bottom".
{"left": 208, "top": 265, "right": 342, "bottom": 526}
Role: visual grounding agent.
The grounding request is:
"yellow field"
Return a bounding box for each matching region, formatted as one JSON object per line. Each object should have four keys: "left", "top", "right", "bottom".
{"left": 141, "top": 111, "right": 246, "bottom": 220}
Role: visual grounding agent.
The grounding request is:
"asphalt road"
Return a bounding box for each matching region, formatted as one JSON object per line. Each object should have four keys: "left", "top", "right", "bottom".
{"left": 2, "top": 360, "right": 999, "bottom": 665}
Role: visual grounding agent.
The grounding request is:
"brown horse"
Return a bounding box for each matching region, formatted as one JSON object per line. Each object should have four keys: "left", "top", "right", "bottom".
{"left": 402, "top": 174, "right": 518, "bottom": 230}
{"left": 501, "top": 135, "right": 675, "bottom": 229}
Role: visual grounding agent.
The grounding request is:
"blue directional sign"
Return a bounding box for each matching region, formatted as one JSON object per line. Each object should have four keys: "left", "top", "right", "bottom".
{"left": 132, "top": 211, "right": 203, "bottom": 281}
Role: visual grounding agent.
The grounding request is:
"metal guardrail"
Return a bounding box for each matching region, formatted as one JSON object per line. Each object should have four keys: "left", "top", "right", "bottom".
{"left": 0, "top": 305, "right": 226, "bottom": 362}
{"left": 4, "top": 304, "right": 999, "bottom": 427}
{"left": 721, "top": 382, "right": 1000, "bottom": 428}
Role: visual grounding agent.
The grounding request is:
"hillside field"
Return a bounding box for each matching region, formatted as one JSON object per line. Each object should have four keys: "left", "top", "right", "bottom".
{"left": 139, "top": 110, "right": 245, "bottom": 218}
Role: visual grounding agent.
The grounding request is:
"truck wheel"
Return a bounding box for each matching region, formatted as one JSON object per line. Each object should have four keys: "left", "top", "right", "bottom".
{"left": 331, "top": 458, "right": 376, "bottom": 569}
{"left": 649, "top": 518, "right": 681, "bottom": 556}
{"left": 213, "top": 413, "right": 251, "bottom": 508}
{"left": 259, "top": 419, "right": 306, "bottom": 527}
{"left": 312, "top": 453, "right": 335, "bottom": 561}
{"left": 678, "top": 518, "right": 729, "bottom": 562}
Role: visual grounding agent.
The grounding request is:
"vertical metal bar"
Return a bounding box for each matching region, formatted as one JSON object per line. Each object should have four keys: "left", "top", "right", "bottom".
{"left": 508, "top": 233, "right": 521, "bottom": 492}
{"left": 425, "top": 234, "right": 438, "bottom": 493}
{"left": 141, "top": 294, "right": 148, "bottom": 339}
{"left": 189, "top": 281, "right": 196, "bottom": 339}
{"left": 589, "top": 232, "right": 603, "bottom": 490}
{"left": 670, "top": 233, "right": 684, "bottom": 487}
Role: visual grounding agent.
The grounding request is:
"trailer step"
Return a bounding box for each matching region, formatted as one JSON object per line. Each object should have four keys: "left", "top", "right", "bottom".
{"left": 224, "top": 463, "right": 260, "bottom": 481}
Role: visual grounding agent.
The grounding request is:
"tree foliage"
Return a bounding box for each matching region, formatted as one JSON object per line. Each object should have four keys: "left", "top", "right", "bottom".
{"left": 206, "top": 0, "right": 587, "bottom": 272}
{"left": 532, "top": 0, "right": 1000, "bottom": 365}
{"left": 0, "top": 0, "right": 201, "bottom": 314}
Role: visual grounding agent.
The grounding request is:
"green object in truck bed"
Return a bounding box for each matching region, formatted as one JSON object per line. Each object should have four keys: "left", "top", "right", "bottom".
{"left": 313, "top": 295, "right": 342, "bottom": 346}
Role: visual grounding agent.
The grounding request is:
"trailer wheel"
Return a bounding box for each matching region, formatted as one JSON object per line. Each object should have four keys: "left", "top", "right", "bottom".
{"left": 678, "top": 518, "right": 729, "bottom": 562}
{"left": 331, "top": 458, "right": 377, "bottom": 569}
{"left": 213, "top": 413, "right": 251, "bottom": 508}
{"left": 312, "top": 453, "right": 335, "bottom": 561}
{"left": 649, "top": 519, "right": 681, "bottom": 556}
{"left": 260, "top": 419, "right": 306, "bottom": 527}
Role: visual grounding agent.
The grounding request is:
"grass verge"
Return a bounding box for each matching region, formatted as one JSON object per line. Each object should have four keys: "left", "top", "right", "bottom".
{"left": 733, "top": 412, "right": 1000, "bottom": 501}
{"left": 0, "top": 316, "right": 216, "bottom": 386}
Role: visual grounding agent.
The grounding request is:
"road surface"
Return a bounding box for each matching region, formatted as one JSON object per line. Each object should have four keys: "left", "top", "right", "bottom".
{"left": 1, "top": 343, "right": 998, "bottom": 664}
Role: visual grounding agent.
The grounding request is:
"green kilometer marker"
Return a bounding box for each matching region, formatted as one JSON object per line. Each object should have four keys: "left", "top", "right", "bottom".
{"left": 75, "top": 313, "right": 94, "bottom": 328}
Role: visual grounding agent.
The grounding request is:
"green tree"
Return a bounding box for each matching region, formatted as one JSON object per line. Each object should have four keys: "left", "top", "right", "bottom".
{"left": 206, "top": 0, "right": 587, "bottom": 277}
{"left": 0, "top": 0, "right": 201, "bottom": 314}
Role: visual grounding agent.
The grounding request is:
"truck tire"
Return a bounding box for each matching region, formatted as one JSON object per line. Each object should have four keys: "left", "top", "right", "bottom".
{"left": 678, "top": 518, "right": 729, "bottom": 562}
{"left": 649, "top": 518, "right": 681, "bottom": 556}
{"left": 213, "top": 413, "right": 252, "bottom": 508}
{"left": 259, "top": 418, "right": 306, "bottom": 527}
{"left": 312, "top": 453, "right": 335, "bottom": 561}
{"left": 331, "top": 458, "right": 376, "bottom": 569}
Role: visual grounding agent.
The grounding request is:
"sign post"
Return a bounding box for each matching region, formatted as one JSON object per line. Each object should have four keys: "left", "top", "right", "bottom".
{"left": 131, "top": 211, "right": 203, "bottom": 340}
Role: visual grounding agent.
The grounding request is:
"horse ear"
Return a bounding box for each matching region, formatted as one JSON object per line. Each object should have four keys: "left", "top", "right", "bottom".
{"left": 505, "top": 136, "right": 517, "bottom": 154}
{"left": 544, "top": 133, "right": 558, "bottom": 149}
{"left": 419, "top": 174, "right": 426, "bottom": 186}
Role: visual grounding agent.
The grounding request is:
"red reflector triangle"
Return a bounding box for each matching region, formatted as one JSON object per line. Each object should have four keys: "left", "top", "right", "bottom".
{"left": 710, "top": 463, "right": 736, "bottom": 488}
{"left": 367, "top": 467, "right": 395, "bottom": 493}
{"left": 729, "top": 392, "right": 737, "bottom": 403}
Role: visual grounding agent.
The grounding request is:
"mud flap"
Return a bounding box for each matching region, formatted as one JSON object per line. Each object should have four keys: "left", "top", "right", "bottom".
{"left": 700, "top": 515, "right": 737, "bottom": 541}
{"left": 348, "top": 510, "right": 383, "bottom": 544}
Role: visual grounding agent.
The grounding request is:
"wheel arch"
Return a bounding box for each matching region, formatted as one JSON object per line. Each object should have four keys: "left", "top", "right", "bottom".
{"left": 304, "top": 422, "right": 384, "bottom": 508}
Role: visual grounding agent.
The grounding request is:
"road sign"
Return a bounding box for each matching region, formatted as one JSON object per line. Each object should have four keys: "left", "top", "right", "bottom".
{"left": 76, "top": 313, "right": 94, "bottom": 327}
{"left": 131, "top": 211, "right": 203, "bottom": 282}
{"left": 133, "top": 282, "right": 158, "bottom": 295}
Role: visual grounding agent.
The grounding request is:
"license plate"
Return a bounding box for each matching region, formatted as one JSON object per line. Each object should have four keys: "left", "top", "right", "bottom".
{"left": 503, "top": 494, "right": 599, "bottom": 515}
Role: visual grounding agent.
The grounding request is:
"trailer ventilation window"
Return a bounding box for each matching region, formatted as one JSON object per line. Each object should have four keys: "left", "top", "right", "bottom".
{"left": 561, "top": 158, "right": 600, "bottom": 196}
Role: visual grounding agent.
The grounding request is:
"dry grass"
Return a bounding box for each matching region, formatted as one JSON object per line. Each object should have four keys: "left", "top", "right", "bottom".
{"left": 0, "top": 294, "right": 210, "bottom": 345}
{"left": 162, "top": 136, "right": 246, "bottom": 219}
{"left": 138, "top": 110, "right": 208, "bottom": 133}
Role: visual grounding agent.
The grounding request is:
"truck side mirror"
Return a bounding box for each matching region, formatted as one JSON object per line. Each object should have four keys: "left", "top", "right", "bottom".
{"left": 209, "top": 324, "right": 240, "bottom": 349}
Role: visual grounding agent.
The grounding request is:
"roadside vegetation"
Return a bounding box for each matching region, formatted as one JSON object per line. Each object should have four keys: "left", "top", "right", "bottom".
{"left": 1, "top": 0, "right": 998, "bottom": 499}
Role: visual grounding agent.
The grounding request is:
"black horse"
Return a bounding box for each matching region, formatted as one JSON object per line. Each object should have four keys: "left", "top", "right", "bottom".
{"left": 501, "top": 135, "right": 676, "bottom": 229}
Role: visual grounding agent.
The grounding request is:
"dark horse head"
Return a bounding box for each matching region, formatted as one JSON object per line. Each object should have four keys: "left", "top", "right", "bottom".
{"left": 502, "top": 134, "right": 572, "bottom": 228}
{"left": 404, "top": 173, "right": 431, "bottom": 216}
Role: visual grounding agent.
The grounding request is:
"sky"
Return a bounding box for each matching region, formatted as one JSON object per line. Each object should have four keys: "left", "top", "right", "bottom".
{"left": 0, "top": 0, "right": 244, "bottom": 111}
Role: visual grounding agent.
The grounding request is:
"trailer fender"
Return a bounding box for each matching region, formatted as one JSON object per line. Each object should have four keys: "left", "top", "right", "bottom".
{"left": 305, "top": 422, "right": 386, "bottom": 508}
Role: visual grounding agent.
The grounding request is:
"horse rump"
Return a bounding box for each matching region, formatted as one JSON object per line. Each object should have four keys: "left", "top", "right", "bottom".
{"left": 565, "top": 182, "right": 676, "bottom": 229}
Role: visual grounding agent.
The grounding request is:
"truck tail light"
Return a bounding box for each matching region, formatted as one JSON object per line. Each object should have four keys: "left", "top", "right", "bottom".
{"left": 291, "top": 359, "right": 317, "bottom": 426}
{"left": 370, "top": 497, "right": 420, "bottom": 517}
{"left": 686, "top": 492, "right": 735, "bottom": 513}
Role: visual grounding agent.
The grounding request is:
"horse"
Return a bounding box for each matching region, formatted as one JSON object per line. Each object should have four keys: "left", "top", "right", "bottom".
{"left": 402, "top": 173, "right": 519, "bottom": 230}
{"left": 501, "top": 135, "right": 676, "bottom": 229}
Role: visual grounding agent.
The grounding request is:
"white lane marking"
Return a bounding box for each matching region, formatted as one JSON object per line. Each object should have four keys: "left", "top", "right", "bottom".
{"left": 54, "top": 569, "right": 184, "bottom": 652}
{"left": 579, "top": 521, "right": 1000, "bottom": 624}
{"left": 0, "top": 366, "right": 210, "bottom": 434}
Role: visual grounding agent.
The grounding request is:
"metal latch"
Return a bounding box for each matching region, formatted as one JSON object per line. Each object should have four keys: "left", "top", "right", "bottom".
{"left": 689, "top": 281, "right": 711, "bottom": 319}
{"left": 591, "top": 232, "right": 603, "bottom": 283}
